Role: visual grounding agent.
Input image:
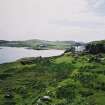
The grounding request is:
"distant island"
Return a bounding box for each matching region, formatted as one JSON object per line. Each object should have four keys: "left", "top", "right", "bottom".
{"left": 0, "top": 39, "right": 85, "bottom": 50}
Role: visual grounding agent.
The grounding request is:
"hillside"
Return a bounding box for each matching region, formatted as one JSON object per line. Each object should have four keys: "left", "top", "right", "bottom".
{"left": 85, "top": 40, "right": 105, "bottom": 54}
{"left": 90, "top": 40, "right": 105, "bottom": 44}
{"left": 0, "top": 51, "right": 105, "bottom": 105}
{"left": 0, "top": 39, "right": 82, "bottom": 50}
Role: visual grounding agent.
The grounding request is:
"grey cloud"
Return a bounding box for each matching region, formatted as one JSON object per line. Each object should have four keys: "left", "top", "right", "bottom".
{"left": 88, "top": 0, "right": 105, "bottom": 15}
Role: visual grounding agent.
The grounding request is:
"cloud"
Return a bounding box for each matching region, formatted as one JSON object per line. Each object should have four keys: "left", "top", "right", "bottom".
{"left": 88, "top": 0, "right": 105, "bottom": 15}
{"left": 0, "top": 0, "right": 105, "bottom": 41}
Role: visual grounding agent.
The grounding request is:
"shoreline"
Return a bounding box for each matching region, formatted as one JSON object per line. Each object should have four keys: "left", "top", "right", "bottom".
{"left": 0, "top": 47, "right": 64, "bottom": 64}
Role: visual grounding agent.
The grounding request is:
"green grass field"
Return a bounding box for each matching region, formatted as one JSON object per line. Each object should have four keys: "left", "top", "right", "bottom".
{"left": 0, "top": 52, "right": 105, "bottom": 105}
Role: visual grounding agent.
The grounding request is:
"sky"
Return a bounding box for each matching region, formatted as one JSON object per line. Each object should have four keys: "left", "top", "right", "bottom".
{"left": 0, "top": 0, "right": 105, "bottom": 42}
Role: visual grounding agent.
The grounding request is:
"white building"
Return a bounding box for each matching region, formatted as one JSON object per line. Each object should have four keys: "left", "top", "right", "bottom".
{"left": 75, "top": 45, "right": 86, "bottom": 52}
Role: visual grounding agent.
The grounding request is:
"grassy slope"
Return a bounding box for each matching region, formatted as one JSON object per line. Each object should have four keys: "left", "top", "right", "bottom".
{"left": 0, "top": 53, "right": 105, "bottom": 105}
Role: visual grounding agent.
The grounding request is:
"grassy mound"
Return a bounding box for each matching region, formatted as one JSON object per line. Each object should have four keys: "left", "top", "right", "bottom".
{"left": 0, "top": 53, "right": 105, "bottom": 105}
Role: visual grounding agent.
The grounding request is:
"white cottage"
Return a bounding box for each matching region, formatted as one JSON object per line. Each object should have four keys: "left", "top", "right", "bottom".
{"left": 75, "top": 45, "right": 86, "bottom": 52}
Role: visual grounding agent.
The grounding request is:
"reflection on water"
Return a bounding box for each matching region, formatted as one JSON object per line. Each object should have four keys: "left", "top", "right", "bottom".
{"left": 0, "top": 47, "right": 64, "bottom": 64}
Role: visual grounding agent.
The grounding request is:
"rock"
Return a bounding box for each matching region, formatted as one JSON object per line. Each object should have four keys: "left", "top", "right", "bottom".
{"left": 4, "top": 93, "right": 13, "bottom": 98}
{"left": 37, "top": 96, "right": 52, "bottom": 105}
{"left": 41, "top": 96, "right": 51, "bottom": 101}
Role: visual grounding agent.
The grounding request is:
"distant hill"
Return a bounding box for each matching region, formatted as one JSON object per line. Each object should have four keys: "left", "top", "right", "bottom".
{"left": 0, "top": 39, "right": 84, "bottom": 50}
{"left": 89, "top": 40, "right": 105, "bottom": 45}
{"left": 86, "top": 40, "right": 105, "bottom": 54}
